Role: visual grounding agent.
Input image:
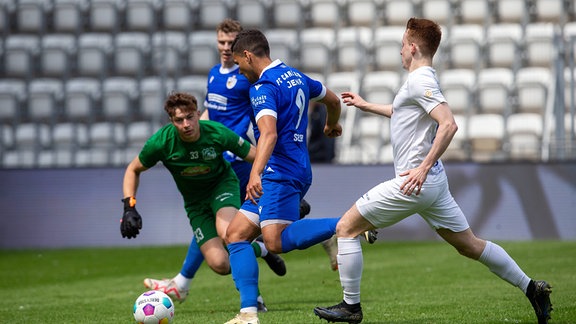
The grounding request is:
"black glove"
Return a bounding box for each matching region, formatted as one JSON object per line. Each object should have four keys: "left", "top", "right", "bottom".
{"left": 299, "top": 199, "right": 311, "bottom": 219}
{"left": 120, "top": 197, "right": 142, "bottom": 239}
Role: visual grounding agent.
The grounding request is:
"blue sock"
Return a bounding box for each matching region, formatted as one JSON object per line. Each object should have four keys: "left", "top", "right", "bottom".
{"left": 280, "top": 218, "right": 338, "bottom": 253}
{"left": 180, "top": 237, "right": 204, "bottom": 278}
{"left": 228, "top": 241, "right": 259, "bottom": 309}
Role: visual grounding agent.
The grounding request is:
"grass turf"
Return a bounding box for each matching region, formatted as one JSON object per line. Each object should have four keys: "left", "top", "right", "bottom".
{"left": 1, "top": 241, "right": 574, "bottom": 323}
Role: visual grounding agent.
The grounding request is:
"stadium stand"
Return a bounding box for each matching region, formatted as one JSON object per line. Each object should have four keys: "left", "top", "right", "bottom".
{"left": 2, "top": 0, "right": 576, "bottom": 167}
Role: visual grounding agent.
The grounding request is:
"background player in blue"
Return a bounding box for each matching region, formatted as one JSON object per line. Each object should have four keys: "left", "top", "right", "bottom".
{"left": 142, "top": 20, "right": 286, "bottom": 311}
{"left": 223, "top": 29, "right": 343, "bottom": 324}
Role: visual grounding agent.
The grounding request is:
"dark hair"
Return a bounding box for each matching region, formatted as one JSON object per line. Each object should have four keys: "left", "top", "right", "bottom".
{"left": 231, "top": 29, "right": 270, "bottom": 58}
{"left": 217, "top": 18, "right": 242, "bottom": 34}
{"left": 406, "top": 17, "right": 442, "bottom": 56}
{"left": 164, "top": 92, "right": 198, "bottom": 118}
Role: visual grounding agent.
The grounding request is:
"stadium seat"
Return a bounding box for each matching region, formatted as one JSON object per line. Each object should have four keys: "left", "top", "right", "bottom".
{"left": 383, "top": 0, "right": 417, "bottom": 26}
{"left": 88, "top": 0, "right": 122, "bottom": 33}
{"left": 12, "top": 123, "right": 52, "bottom": 167}
{"left": 496, "top": 0, "right": 530, "bottom": 24}
{"left": 15, "top": 0, "right": 49, "bottom": 33}
{"left": 265, "top": 29, "right": 299, "bottom": 65}
{"left": 298, "top": 28, "right": 336, "bottom": 77}
{"left": 162, "top": 0, "right": 199, "bottom": 33}
{"left": 53, "top": 0, "right": 87, "bottom": 35}
{"left": 198, "top": 0, "right": 231, "bottom": 30}
{"left": 533, "top": 0, "right": 565, "bottom": 23}
{"left": 77, "top": 33, "right": 113, "bottom": 80}
{"left": 444, "top": 24, "right": 485, "bottom": 70}
{"left": 139, "top": 76, "right": 175, "bottom": 121}
{"left": 421, "top": 0, "right": 456, "bottom": 28}
{"left": 485, "top": 23, "right": 523, "bottom": 70}
{"left": 439, "top": 68, "right": 476, "bottom": 117}
{"left": 3, "top": 34, "right": 40, "bottom": 79}
{"left": 27, "top": 78, "right": 65, "bottom": 124}
{"left": 524, "top": 23, "right": 556, "bottom": 67}
{"left": 82, "top": 121, "right": 126, "bottom": 166}
{"left": 40, "top": 34, "right": 76, "bottom": 79}
{"left": 347, "top": 0, "right": 382, "bottom": 28}
{"left": 113, "top": 32, "right": 152, "bottom": 80}
{"left": 476, "top": 68, "right": 515, "bottom": 115}
{"left": 515, "top": 67, "right": 552, "bottom": 114}
{"left": 236, "top": 0, "right": 270, "bottom": 29}
{"left": 176, "top": 75, "right": 208, "bottom": 105}
{"left": 0, "top": 79, "right": 27, "bottom": 124}
{"left": 51, "top": 122, "right": 90, "bottom": 166}
{"left": 309, "top": 0, "right": 342, "bottom": 29}
{"left": 187, "top": 30, "right": 218, "bottom": 75}
{"left": 102, "top": 77, "right": 139, "bottom": 122}
{"left": 335, "top": 26, "right": 372, "bottom": 72}
{"left": 467, "top": 113, "right": 507, "bottom": 161}
{"left": 372, "top": 26, "right": 405, "bottom": 73}
{"left": 125, "top": 0, "right": 160, "bottom": 33}
{"left": 362, "top": 70, "right": 401, "bottom": 107}
{"left": 506, "top": 113, "right": 543, "bottom": 160}
{"left": 272, "top": 0, "right": 305, "bottom": 29}
{"left": 63, "top": 77, "right": 101, "bottom": 123}
{"left": 124, "top": 120, "right": 162, "bottom": 162}
{"left": 151, "top": 31, "right": 187, "bottom": 79}
{"left": 460, "top": 0, "right": 491, "bottom": 25}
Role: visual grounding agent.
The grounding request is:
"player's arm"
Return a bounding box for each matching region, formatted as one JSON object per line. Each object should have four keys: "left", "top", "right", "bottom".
{"left": 341, "top": 91, "right": 393, "bottom": 118}
{"left": 399, "top": 102, "right": 458, "bottom": 196}
{"left": 246, "top": 114, "right": 277, "bottom": 204}
{"left": 318, "top": 88, "right": 342, "bottom": 138}
{"left": 421, "top": 102, "right": 458, "bottom": 169}
{"left": 120, "top": 156, "right": 149, "bottom": 239}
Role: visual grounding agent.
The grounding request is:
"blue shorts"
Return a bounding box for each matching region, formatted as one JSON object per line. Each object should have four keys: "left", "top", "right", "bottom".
{"left": 240, "top": 178, "right": 310, "bottom": 228}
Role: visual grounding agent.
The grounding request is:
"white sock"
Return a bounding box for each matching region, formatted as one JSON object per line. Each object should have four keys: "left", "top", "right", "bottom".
{"left": 255, "top": 240, "right": 268, "bottom": 257}
{"left": 478, "top": 241, "right": 531, "bottom": 293}
{"left": 337, "top": 237, "right": 363, "bottom": 305}
{"left": 173, "top": 273, "right": 191, "bottom": 290}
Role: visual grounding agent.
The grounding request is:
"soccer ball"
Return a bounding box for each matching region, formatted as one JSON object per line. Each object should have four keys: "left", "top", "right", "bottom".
{"left": 133, "top": 290, "right": 175, "bottom": 324}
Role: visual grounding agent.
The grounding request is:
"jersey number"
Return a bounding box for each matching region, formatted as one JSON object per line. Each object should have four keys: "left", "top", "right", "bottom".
{"left": 295, "top": 88, "right": 305, "bottom": 129}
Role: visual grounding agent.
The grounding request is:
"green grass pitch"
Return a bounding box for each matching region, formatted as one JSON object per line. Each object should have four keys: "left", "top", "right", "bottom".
{"left": 1, "top": 241, "right": 574, "bottom": 323}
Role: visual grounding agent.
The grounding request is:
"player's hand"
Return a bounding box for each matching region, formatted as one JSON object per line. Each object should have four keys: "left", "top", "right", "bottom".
{"left": 399, "top": 167, "right": 429, "bottom": 196}
{"left": 246, "top": 173, "right": 263, "bottom": 205}
{"left": 120, "top": 197, "right": 142, "bottom": 239}
{"left": 341, "top": 91, "right": 368, "bottom": 110}
{"left": 324, "top": 123, "right": 342, "bottom": 138}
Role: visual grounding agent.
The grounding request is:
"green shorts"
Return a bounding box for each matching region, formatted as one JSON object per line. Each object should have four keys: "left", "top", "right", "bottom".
{"left": 184, "top": 175, "right": 241, "bottom": 247}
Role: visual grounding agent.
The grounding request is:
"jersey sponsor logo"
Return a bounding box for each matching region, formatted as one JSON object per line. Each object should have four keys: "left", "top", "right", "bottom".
{"left": 202, "top": 147, "right": 218, "bottom": 160}
{"left": 226, "top": 75, "right": 238, "bottom": 89}
{"left": 180, "top": 165, "right": 211, "bottom": 176}
{"left": 251, "top": 95, "right": 267, "bottom": 106}
{"left": 194, "top": 228, "right": 204, "bottom": 243}
{"left": 293, "top": 133, "right": 304, "bottom": 142}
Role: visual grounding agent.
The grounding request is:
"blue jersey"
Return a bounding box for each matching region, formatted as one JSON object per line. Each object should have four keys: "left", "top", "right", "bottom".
{"left": 204, "top": 64, "right": 257, "bottom": 163}
{"left": 250, "top": 60, "right": 326, "bottom": 183}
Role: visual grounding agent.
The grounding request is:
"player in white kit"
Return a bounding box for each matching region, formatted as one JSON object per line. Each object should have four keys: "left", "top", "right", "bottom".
{"left": 313, "top": 17, "right": 552, "bottom": 324}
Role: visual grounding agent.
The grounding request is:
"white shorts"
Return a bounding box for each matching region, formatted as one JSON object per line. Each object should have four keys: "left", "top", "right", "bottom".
{"left": 356, "top": 172, "right": 469, "bottom": 232}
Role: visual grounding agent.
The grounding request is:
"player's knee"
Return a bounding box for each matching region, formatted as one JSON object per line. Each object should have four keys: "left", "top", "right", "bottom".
{"left": 264, "top": 240, "right": 283, "bottom": 254}
{"left": 206, "top": 258, "right": 230, "bottom": 275}
{"left": 335, "top": 221, "right": 358, "bottom": 238}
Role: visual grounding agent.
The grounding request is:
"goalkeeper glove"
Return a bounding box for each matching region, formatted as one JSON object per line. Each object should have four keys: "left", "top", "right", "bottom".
{"left": 120, "top": 197, "right": 142, "bottom": 239}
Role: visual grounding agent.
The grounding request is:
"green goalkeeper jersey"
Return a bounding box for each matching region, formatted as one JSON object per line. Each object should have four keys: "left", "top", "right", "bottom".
{"left": 138, "top": 120, "right": 251, "bottom": 203}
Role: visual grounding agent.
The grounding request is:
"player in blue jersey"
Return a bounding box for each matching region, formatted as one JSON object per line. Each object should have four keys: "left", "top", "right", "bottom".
{"left": 142, "top": 20, "right": 286, "bottom": 311}
{"left": 223, "top": 29, "right": 343, "bottom": 324}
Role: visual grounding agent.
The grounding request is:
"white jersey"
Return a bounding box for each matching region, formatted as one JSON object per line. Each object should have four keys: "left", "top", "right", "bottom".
{"left": 391, "top": 66, "right": 446, "bottom": 177}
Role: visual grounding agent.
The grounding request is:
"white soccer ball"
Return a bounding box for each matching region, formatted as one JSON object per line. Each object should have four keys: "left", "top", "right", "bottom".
{"left": 133, "top": 290, "right": 175, "bottom": 324}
